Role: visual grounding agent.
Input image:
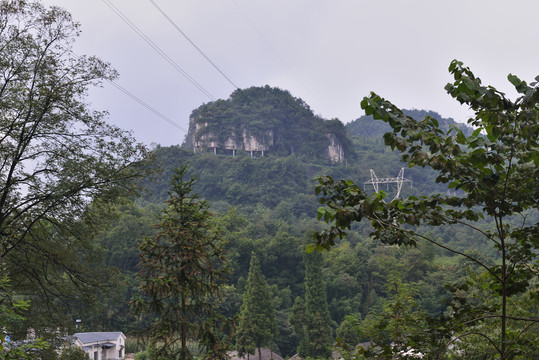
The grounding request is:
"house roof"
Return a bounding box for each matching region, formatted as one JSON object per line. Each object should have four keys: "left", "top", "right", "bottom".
{"left": 73, "top": 332, "right": 124, "bottom": 345}
{"left": 228, "top": 348, "right": 284, "bottom": 360}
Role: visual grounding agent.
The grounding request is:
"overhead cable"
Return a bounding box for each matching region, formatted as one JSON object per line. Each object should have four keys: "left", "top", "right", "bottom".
{"left": 149, "top": 0, "right": 240, "bottom": 90}
{"left": 71, "top": 50, "right": 187, "bottom": 133}
{"left": 107, "top": 80, "right": 188, "bottom": 133}
{"left": 230, "top": 0, "right": 331, "bottom": 117}
{"left": 101, "top": 0, "right": 215, "bottom": 101}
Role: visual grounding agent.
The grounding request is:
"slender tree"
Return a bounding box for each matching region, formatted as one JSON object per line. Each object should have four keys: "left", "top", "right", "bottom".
{"left": 237, "top": 253, "right": 278, "bottom": 360}
{"left": 303, "top": 251, "right": 333, "bottom": 358}
{"left": 133, "top": 164, "right": 230, "bottom": 360}
{"left": 289, "top": 296, "right": 309, "bottom": 357}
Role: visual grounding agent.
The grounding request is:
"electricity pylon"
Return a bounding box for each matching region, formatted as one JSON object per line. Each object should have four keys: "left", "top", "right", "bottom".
{"left": 364, "top": 168, "right": 412, "bottom": 202}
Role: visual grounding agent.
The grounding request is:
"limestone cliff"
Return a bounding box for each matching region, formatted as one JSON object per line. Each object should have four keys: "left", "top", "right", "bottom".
{"left": 190, "top": 119, "right": 274, "bottom": 155}
{"left": 186, "top": 86, "right": 354, "bottom": 163}
{"left": 325, "top": 133, "right": 346, "bottom": 163}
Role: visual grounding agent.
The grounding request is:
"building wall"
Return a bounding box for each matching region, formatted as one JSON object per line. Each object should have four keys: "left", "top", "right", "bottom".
{"left": 77, "top": 335, "right": 125, "bottom": 360}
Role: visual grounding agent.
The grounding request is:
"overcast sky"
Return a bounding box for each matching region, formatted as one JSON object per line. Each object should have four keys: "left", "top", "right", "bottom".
{"left": 41, "top": 0, "right": 539, "bottom": 146}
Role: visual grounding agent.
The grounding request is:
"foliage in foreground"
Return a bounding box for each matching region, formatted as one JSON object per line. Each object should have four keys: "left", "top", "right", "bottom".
{"left": 314, "top": 60, "right": 539, "bottom": 359}
{"left": 0, "top": 0, "right": 147, "bottom": 352}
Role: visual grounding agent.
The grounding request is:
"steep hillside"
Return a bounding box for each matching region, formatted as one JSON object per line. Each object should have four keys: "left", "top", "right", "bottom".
{"left": 94, "top": 96, "right": 495, "bottom": 356}
{"left": 185, "top": 86, "right": 354, "bottom": 163}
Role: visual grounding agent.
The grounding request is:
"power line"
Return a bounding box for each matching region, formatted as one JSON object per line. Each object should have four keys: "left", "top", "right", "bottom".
{"left": 107, "top": 79, "right": 188, "bottom": 133}
{"left": 147, "top": 1, "right": 285, "bottom": 130}
{"left": 230, "top": 0, "right": 331, "bottom": 117}
{"left": 71, "top": 50, "right": 187, "bottom": 133}
{"left": 101, "top": 0, "right": 215, "bottom": 101}
{"left": 149, "top": 0, "right": 240, "bottom": 90}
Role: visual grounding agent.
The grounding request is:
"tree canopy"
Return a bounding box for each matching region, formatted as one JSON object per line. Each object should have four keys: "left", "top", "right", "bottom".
{"left": 133, "top": 164, "right": 230, "bottom": 360}
{"left": 0, "top": 0, "right": 146, "bottom": 258}
{"left": 236, "top": 253, "right": 278, "bottom": 359}
{"left": 0, "top": 0, "right": 147, "bottom": 351}
{"left": 314, "top": 60, "right": 538, "bottom": 358}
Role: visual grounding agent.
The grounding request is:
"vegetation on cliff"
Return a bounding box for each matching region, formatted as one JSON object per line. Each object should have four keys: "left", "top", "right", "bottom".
{"left": 187, "top": 86, "right": 354, "bottom": 162}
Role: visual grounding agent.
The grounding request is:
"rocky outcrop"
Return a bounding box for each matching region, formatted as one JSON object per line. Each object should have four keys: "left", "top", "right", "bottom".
{"left": 325, "top": 133, "right": 345, "bottom": 163}
{"left": 187, "top": 86, "right": 352, "bottom": 163}
{"left": 190, "top": 119, "right": 346, "bottom": 162}
{"left": 192, "top": 121, "right": 273, "bottom": 155}
{"left": 242, "top": 129, "right": 273, "bottom": 152}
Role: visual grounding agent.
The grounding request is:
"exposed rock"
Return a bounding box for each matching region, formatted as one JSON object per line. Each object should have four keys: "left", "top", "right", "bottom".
{"left": 325, "top": 133, "right": 345, "bottom": 163}
{"left": 242, "top": 129, "right": 273, "bottom": 152}
{"left": 191, "top": 120, "right": 274, "bottom": 156}
{"left": 187, "top": 86, "right": 353, "bottom": 163}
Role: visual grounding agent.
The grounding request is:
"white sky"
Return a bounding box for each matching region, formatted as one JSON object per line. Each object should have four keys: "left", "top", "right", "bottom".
{"left": 41, "top": 0, "right": 539, "bottom": 146}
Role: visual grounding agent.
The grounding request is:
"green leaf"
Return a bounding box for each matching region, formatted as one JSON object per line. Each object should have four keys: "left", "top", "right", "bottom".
{"left": 448, "top": 180, "right": 459, "bottom": 189}
{"left": 325, "top": 207, "right": 337, "bottom": 220}
{"left": 508, "top": 73, "right": 522, "bottom": 87}
{"left": 360, "top": 98, "right": 369, "bottom": 110}
{"left": 455, "top": 129, "right": 467, "bottom": 145}
{"left": 317, "top": 207, "right": 326, "bottom": 220}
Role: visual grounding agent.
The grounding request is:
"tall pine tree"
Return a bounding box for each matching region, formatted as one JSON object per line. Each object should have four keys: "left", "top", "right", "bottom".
{"left": 133, "top": 164, "right": 230, "bottom": 360}
{"left": 237, "top": 253, "right": 278, "bottom": 360}
{"left": 291, "top": 251, "right": 333, "bottom": 358}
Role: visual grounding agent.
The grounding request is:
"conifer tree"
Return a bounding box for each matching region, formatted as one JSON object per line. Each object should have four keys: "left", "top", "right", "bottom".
{"left": 133, "top": 164, "right": 230, "bottom": 360}
{"left": 289, "top": 297, "right": 309, "bottom": 357}
{"left": 291, "top": 251, "right": 333, "bottom": 358}
{"left": 237, "top": 253, "right": 278, "bottom": 360}
{"left": 303, "top": 251, "right": 333, "bottom": 358}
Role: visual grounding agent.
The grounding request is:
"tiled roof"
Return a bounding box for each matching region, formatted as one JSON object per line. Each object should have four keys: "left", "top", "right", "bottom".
{"left": 73, "top": 332, "right": 124, "bottom": 345}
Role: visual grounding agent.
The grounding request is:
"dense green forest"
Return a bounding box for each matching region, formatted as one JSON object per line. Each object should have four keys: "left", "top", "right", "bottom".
{"left": 2, "top": 2, "right": 536, "bottom": 360}
{"left": 4, "top": 75, "right": 537, "bottom": 359}
{"left": 72, "top": 96, "right": 512, "bottom": 357}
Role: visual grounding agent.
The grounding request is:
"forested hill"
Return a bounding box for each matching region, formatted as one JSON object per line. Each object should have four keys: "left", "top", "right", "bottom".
{"left": 92, "top": 90, "right": 495, "bottom": 358}
{"left": 140, "top": 94, "right": 473, "bottom": 209}
{"left": 185, "top": 86, "right": 354, "bottom": 163}
{"left": 346, "top": 109, "right": 474, "bottom": 138}
{"left": 4, "top": 2, "right": 535, "bottom": 357}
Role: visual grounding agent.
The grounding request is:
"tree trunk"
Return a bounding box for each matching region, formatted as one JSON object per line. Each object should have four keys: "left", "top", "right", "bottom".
{"left": 181, "top": 294, "right": 187, "bottom": 360}
{"left": 501, "top": 230, "right": 507, "bottom": 360}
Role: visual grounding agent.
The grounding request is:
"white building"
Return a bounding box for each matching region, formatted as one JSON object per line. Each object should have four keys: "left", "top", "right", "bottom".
{"left": 72, "top": 332, "right": 126, "bottom": 360}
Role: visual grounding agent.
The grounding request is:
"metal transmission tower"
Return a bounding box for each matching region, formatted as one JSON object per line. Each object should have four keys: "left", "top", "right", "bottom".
{"left": 364, "top": 168, "right": 412, "bottom": 202}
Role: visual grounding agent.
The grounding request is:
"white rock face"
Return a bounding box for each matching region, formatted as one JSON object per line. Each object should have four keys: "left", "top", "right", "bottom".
{"left": 191, "top": 119, "right": 346, "bottom": 163}
{"left": 223, "top": 136, "right": 239, "bottom": 149}
{"left": 193, "top": 121, "right": 273, "bottom": 153}
{"left": 242, "top": 129, "right": 273, "bottom": 151}
{"left": 325, "top": 133, "right": 345, "bottom": 163}
{"left": 193, "top": 122, "right": 219, "bottom": 149}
